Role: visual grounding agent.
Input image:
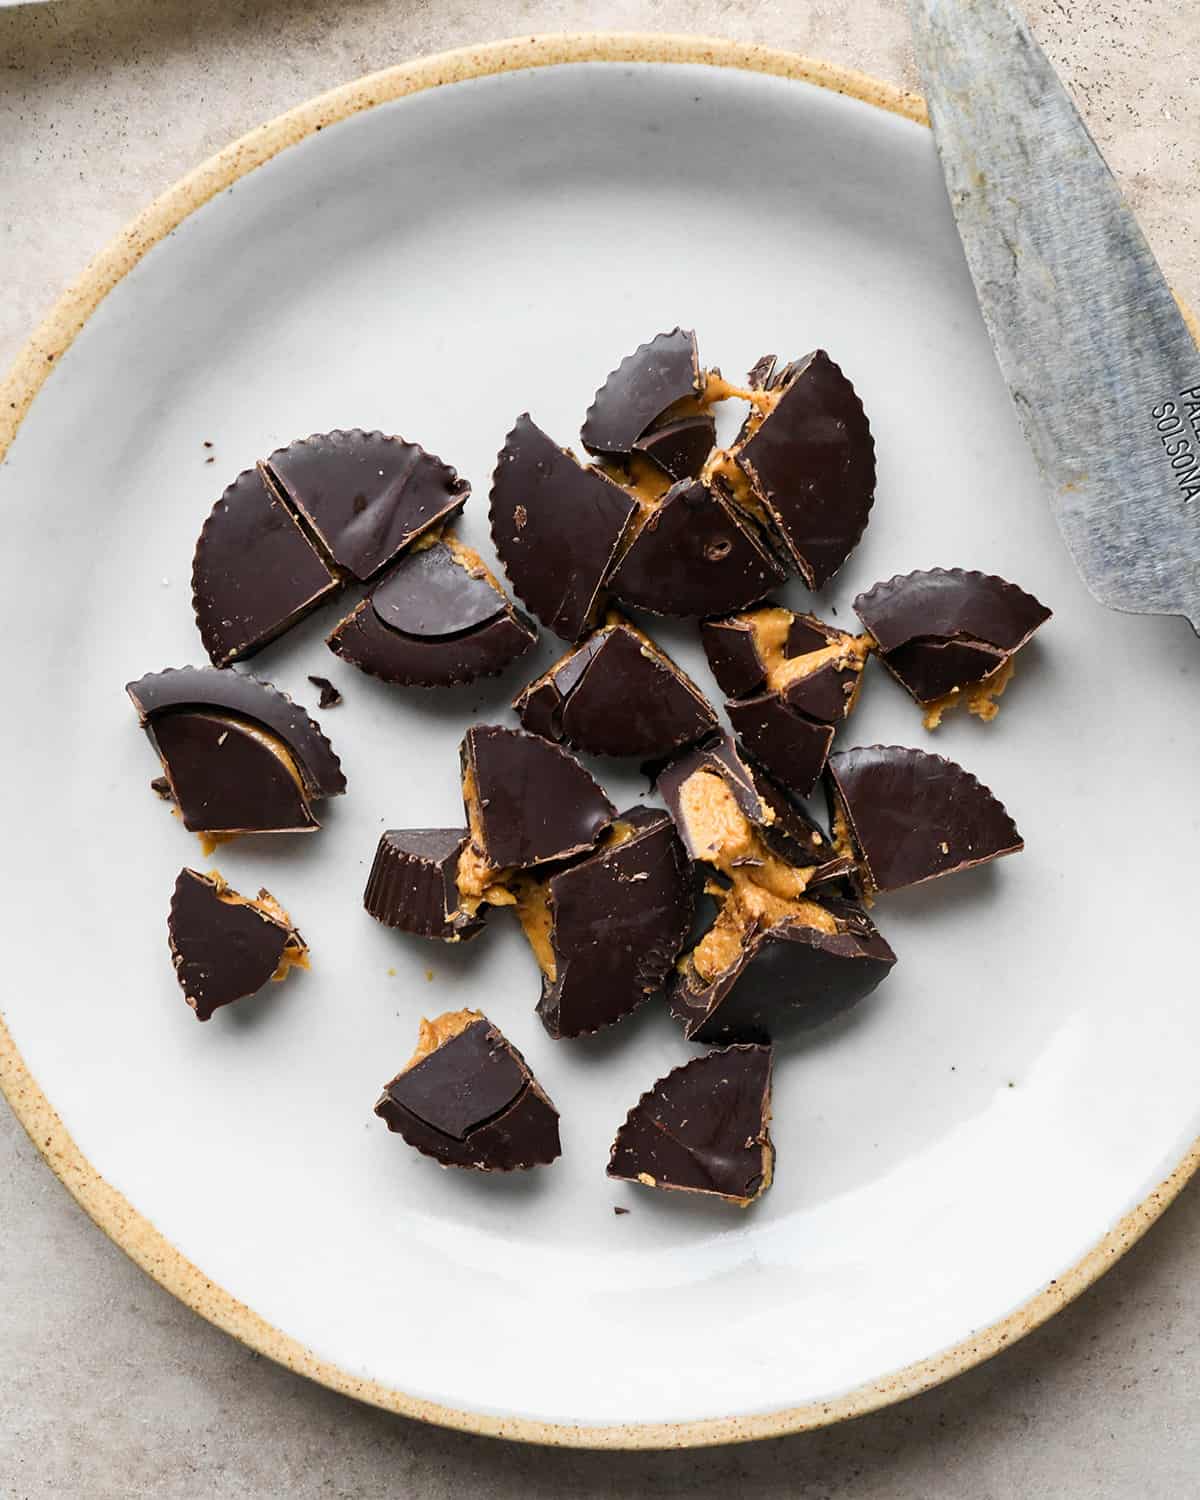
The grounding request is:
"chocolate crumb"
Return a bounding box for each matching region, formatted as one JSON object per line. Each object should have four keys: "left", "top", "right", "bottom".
{"left": 307, "top": 674, "right": 342, "bottom": 708}
{"left": 614, "top": 1206, "right": 630, "bottom": 1216}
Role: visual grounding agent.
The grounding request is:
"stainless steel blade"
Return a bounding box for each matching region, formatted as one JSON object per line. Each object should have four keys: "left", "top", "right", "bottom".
{"left": 908, "top": 0, "right": 1200, "bottom": 631}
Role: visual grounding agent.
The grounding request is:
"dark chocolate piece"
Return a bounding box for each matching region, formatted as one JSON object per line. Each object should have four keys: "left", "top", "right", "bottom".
{"left": 581, "top": 328, "right": 703, "bottom": 457}
{"left": 513, "top": 616, "right": 717, "bottom": 758}
{"left": 853, "top": 569, "right": 1052, "bottom": 719}
{"left": 327, "top": 537, "right": 537, "bottom": 688}
{"left": 632, "top": 413, "right": 716, "bottom": 481}
{"left": 127, "top": 668, "right": 345, "bottom": 798}
{"left": 606, "top": 1045, "right": 774, "bottom": 1206}
{"left": 363, "top": 829, "right": 487, "bottom": 942}
{"left": 825, "top": 745, "right": 1023, "bottom": 894}
{"left": 607, "top": 478, "right": 787, "bottom": 618}
{"left": 460, "top": 725, "right": 615, "bottom": 878}
{"left": 150, "top": 775, "right": 173, "bottom": 800}
{"left": 733, "top": 351, "right": 875, "bottom": 589}
{"left": 490, "top": 414, "right": 639, "bottom": 641}
{"left": 192, "top": 466, "right": 340, "bottom": 666}
{"left": 516, "top": 807, "right": 694, "bottom": 1039}
{"left": 168, "top": 868, "right": 306, "bottom": 1021}
{"left": 307, "top": 675, "right": 342, "bottom": 708}
{"left": 264, "top": 431, "right": 468, "bottom": 581}
{"left": 656, "top": 734, "right": 850, "bottom": 881}
{"left": 375, "top": 1011, "right": 561, "bottom": 1170}
{"left": 725, "top": 695, "right": 835, "bottom": 800}
{"left": 670, "top": 895, "right": 895, "bottom": 1044}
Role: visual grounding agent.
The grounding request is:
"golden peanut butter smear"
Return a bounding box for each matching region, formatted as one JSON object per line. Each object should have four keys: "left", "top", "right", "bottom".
{"left": 402, "top": 1008, "right": 483, "bottom": 1071}
{"left": 744, "top": 607, "right": 873, "bottom": 695}
{"left": 922, "top": 654, "right": 1016, "bottom": 730}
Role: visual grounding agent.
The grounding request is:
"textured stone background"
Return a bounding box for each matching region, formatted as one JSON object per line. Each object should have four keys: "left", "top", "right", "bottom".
{"left": 2, "top": 2, "right": 1198, "bottom": 1495}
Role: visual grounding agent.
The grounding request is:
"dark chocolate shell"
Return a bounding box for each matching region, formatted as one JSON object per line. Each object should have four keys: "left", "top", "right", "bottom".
{"left": 581, "top": 328, "right": 703, "bottom": 457}
{"left": 363, "top": 829, "right": 487, "bottom": 941}
{"left": 701, "top": 607, "right": 857, "bottom": 701}
{"left": 149, "top": 712, "right": 318, "bottom": 833}
{"left": 735, "top": 351, "right": 875, "bottom": 589}
{"left": 670, "top": 897, "right": 896, "bottom": 1044}
{"left": 461, "top": 724, "right": 615, "bottom": 873}
{"left": 192, "top": 466, "right": 340, "bottom": 667}
{"left": 513, "top": 617, "right": 717, "bottom": 758}
{"left": 531, "top": 807, "right": 694, "bottom": 1039}
{"left": 853, "top": 568, "right": 1052, "bottom": 705}
{"left": 606, "top": 1045, "right": 774, "bottom": 1206}
{"left": 725, "top": 694, "right": 836, "bottom": 799}
{"left": 607, "top": 479, "right": 787, "bottom": 618}
{"left": 327, "top": 538, "right": 537, "bottom": 688}
{"left": 168, "top": 868, "right": 306, "bottom": 1021}
{"left": 633, "top": 413, "right": 716, "bottom": 481}
{"left": 490, "top": 414, "right": 639, "bottom": 641}
{"left": 375, "top": 1013, "right": 561, "bottom": 1171}
{"left": 825, "top": 744, "right": 1023, "bottom": 893}
{"left": 264, "top": 430, "right": 468, "bottom": 582}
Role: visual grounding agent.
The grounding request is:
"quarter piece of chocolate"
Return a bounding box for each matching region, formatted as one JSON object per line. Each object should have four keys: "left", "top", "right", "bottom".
{"left": 512, "top": 807, "right": 694, "bottom": 1039}
{"left": 853, "top": 568, "right": 1052, "bottom": 728}
{"left": 825, "top": 744, "right": 1023, "bottom": 895}
{"left": 632, "top": 412, "right": 716, "bottom": 481}
{"left": 456, "top": 725, "right": 616, "bottom": 911}
{"left": 307, "top": 675, "right": 342, "bottom": 708}
{"left": 168, "top": 867, "right": 307, "bottom": 1021}
{"left": 490, "top": 414, "right": 640, "bottom": 641}
{"left": 513, "top": 614, "right": 717, "bottom": 758}
{"left": 581, "top": 328, "right": 704, "bottom": 458}
{"left": 264, "top": 430, "right": 469, "bottom": 581}
{"left": 670, "top": 894, "right": 895, "bottom": 1043}
{"left": 126, "top": 667, "right": 345, "bottom": 835}
{"left": 607, "top": 478, "right": 788, "bottom": 618}
{"left": 192, "top": 466, "right": 340, "bottom": 666}
{"left": 656, "top": 733, "right": 851, "bottom": 881}
{"left": 721, "top": 350, "right": 875, "bottom": 589}
{"left": 606, "top": 1045, "right": 774, "bottom": 1207}
{"left": 327, "top": 533, "right": 537, "bottom": 688}
{"left": 363, "top": 828, "right": 487, "bottom": 942}
{"left": 701, "top": 605, "right": 872, "bottom": 794}
{"left": 375, "top": 1010, "right": 561, "bottom": 1171}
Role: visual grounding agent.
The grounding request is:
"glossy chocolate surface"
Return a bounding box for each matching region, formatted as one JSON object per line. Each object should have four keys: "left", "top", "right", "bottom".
{"left": 192, "top": 466, "right": 339, "bottom": 667}
{"left": 168, "top": 868, "right": 303, "bottom": 1021}
{"left": 725, "top": 693, "right": 836, "bottom": 799}
{"left": 532, "top": 807, "right": 694, "bottom": 1039}
{"left": 265, "top": 430, "right": 468, "bottom": 581}
{"left": 363, "top": 829, "right": 487, "bottom": 941}
{"left": 490, "top": 414, "right": 638, "bottom": 641}
{"left": 633, "top": 413, "right": 716, "bottom": 481}
{"left": 826, "top": 745, "right": 1023, "bottom": 893}
{"left": 513, "top": 619, "right": 717, "bottom": 758}
{"left": 607, "top": 1045, "right": 774, "bottom": 1204}
{"left": 149, "top": 712, "right": 318, "bottom": 833}
{"left": 581, "top": 328, "right": 702, "bottom": 456}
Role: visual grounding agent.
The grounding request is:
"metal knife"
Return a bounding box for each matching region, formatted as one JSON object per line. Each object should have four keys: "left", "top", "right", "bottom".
{"left": 908, "top": 0, "right": 1200, "bottom": 631}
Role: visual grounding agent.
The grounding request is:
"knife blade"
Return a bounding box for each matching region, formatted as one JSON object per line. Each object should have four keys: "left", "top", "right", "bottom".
{"left": 908, "top": 0, "right": 1200, "bottom": 632}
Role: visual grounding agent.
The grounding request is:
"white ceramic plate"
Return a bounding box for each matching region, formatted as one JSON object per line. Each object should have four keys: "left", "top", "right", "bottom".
{"left": 3, "top": 37, "right": 1199, "bottom": 1448}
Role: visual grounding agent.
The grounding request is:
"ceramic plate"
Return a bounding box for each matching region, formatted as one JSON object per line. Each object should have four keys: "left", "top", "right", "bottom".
{"left": 3, "top": 37, "right": 1199, "bottom": 1449}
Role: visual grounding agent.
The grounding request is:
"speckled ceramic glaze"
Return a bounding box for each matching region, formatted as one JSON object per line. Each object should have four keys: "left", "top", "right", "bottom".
{"left": 1, "top": 35, "right": 1198, "bottom": 1449}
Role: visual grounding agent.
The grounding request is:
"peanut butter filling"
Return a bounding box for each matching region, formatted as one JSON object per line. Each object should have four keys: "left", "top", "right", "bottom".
{"left": 402, "top": 1008, "right": 482, "bottom": 1071}
{"left": 456, "top": 767, "right": 517, "bottom": 914}
{"left": 744, "top": 608, "right": 872, "bottom": 696}
{"left": 829, "top": 792, "right": 875, "bottom": 904}
{"left": 444, "top": 532, "right": 507, "bottom": 597}
{"left": 923, "top": 654, "right": 1016, "bottom": 730}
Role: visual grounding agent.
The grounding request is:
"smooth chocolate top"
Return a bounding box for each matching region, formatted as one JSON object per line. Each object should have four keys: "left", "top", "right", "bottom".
{"left": 853, "top": 569, "right": 1052, "bottom": 656}
{"left": 264, "top": 431, "right": 468, "bottom": 582}
{"left": 168, "top": 868, "right": 300, "bottom": 1021}
{"left": 537, "top": 806, "right": 694, "bottom": 1038}
{"left": 192, "top": 466, "right": 339, "bottom": 667}
{"left": 329, "top": 597, "right": 535, "bottom": 689}
{"left": 607, "top": 479, "right": 787, "bottom": 618}
{"left": 633, "top": 413, "right": 716, "bottom": 482}
{"left": 725, "top": 694, "right": 835, "bottom": 799}
{"left": 150, "top": 712, "right": 318, "bottom": 832}
{"left": 462, "top": 724, "right": 615, "bottom": 871}
{"left": 126, "top": 667, "right": 345, "bottom": 799}
{"left": 371, "top": 541, "right": 506, "bottom": 637}
{"left": 490, "top": 414, "right": 638, "bottom": 641}
{"left": 385, "top": 1019, "right": 527, "bottom": 1140}
{"left": 607, "top": 1045, "right": 773, "bottom": 1203}
{"left": 363, "top": 829, "right": 486, "bottom": 941}
{"left": 514, "top": 621, "right": 717, "bottom": 758}
{"left": 737, "top": 351, "right": 875, "bottom": 589}
{"left": 581, "top": 328, "right": 702, "bottom": 456}
{"left": 826, "top": 744, "right": 1023, "bottom": 893}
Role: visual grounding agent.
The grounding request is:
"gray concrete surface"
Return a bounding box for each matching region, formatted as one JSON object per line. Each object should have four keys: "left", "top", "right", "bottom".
{"left": 2, "top": 1, "right": 1198, "bottom": 1494}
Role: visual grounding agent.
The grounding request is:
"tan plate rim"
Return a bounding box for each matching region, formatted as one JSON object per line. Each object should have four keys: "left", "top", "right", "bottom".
{"left": 1, "top": 31, "right": 1197, "bottom": 1451}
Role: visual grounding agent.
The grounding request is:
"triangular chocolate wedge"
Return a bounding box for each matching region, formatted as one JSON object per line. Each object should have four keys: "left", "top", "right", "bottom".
{"left": 375, "top": 1010, "right": 560, "bottom": 1170}
{"left": 607, "top": 1045, "right": 774, "bottom": 1207}
{"left": 363, "top": 829, "right": 488, "bottom": 942}
{"left": 514, "top": 614, "right": 717, "bottom": 758}
{"left": 633, "top": 413, "right": 716, "bottom": 481}
{"left": 581, "top": 328, "right": 704, "bottom": 458}
{"left": 168, "top": 868, "right": 307, "bottom": 1021}
{"left": 825, "top": 744, "right": 1023, "bottom": 894}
